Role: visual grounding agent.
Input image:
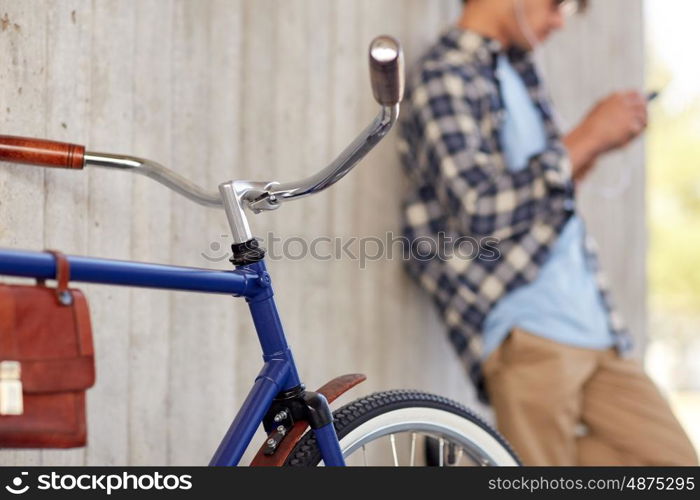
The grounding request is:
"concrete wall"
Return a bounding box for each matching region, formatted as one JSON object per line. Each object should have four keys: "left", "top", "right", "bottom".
{"left": 0, "top": 0, "right": 644, "bottom": 465}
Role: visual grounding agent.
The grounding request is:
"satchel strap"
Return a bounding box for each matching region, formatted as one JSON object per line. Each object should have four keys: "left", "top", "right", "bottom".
{"left": 42, "top": 250, "right": 73, "bottom": 306}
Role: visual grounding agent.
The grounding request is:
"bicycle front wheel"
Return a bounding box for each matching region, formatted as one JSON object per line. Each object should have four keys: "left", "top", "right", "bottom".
{"left": 284, "top": 390, "right": 521, "bottom": 466}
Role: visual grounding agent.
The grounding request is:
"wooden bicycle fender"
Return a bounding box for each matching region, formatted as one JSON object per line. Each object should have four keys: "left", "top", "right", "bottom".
{"left": 249, "top": 373, "right": 367, "bottom": 466}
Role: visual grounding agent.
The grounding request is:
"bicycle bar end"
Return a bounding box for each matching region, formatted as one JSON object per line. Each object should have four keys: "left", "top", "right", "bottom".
{"left": 369, "top": 36, "right": 405, "bottom": 107}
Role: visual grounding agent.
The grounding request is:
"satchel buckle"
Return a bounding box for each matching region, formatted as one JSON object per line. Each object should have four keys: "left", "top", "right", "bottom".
{"left": 0, "top": 361, "right": 23, "bottom": 415}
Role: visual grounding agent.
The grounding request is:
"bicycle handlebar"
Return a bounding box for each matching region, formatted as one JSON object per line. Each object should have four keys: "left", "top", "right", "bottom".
{"left": 82, "top": 153, "right": 223, "bottom": 207}
{"left": 0, "top": 35, "right": 404, "bottom": 242}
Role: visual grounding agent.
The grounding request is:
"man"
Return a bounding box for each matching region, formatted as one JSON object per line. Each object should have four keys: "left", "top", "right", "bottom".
{"left": 398, "top": 0, "right": 698, "bottom": 466}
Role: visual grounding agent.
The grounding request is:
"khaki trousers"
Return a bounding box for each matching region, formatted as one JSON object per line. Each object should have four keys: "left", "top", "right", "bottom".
{"left": 482, "top": 328, "right": 699, "bottom": 466}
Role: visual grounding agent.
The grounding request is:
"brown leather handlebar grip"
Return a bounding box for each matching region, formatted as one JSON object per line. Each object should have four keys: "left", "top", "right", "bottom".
{"left": 0, "top": 135, "right": 85, "bottom": 169}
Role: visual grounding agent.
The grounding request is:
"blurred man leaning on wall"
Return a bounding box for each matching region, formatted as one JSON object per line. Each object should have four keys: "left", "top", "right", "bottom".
{"left": 398, "top": 0, "right": 698, "bottom": 466}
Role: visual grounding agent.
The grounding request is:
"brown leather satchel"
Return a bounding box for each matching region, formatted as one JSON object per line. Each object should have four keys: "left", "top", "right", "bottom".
{"left": 0, "top": 250, "right": 95, "bottom": 448}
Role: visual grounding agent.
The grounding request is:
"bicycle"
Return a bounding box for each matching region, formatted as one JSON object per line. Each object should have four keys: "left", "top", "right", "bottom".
{"left": 0, "top": 36, "right": 519, "bottom": 467}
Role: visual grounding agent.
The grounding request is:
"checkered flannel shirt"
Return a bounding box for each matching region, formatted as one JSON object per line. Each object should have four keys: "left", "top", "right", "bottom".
{"left": 398, "top": 27, "right": 634, "bottom": 405}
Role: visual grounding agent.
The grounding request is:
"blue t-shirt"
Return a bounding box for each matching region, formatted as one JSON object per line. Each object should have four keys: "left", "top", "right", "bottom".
{"left": 480, "top": 53, "right": 614, "bottom": 360}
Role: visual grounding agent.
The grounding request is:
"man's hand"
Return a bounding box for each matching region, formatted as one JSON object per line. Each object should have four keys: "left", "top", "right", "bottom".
{"left": 564, "top": 90, "right": 648, "bottom": 182}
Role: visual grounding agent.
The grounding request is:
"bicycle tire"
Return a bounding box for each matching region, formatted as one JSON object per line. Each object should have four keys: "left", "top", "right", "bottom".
{"left": 283, "top": 389, "right": 521, "bottom": 466}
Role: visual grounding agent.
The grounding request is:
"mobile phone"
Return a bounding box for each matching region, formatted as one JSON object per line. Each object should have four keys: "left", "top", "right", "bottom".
{"left": 647, "top": 90, "right": 662, "bottom": 102}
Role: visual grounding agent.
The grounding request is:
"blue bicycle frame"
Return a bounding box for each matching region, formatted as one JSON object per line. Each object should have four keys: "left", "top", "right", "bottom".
{"left": 0, "top": 247, "right": 345, "bottom": 466}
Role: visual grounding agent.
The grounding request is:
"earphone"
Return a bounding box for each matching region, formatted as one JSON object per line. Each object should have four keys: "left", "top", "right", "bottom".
{"left": 513, "top": 0, "right": 638, "bottom": 200}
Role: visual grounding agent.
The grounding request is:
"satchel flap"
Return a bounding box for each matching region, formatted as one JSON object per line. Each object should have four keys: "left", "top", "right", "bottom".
{"left": 0, "top": 284, "right": 95, "bottom": 393}
{"left": 17, "top": 356, "right": 95, "bottom": 393}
